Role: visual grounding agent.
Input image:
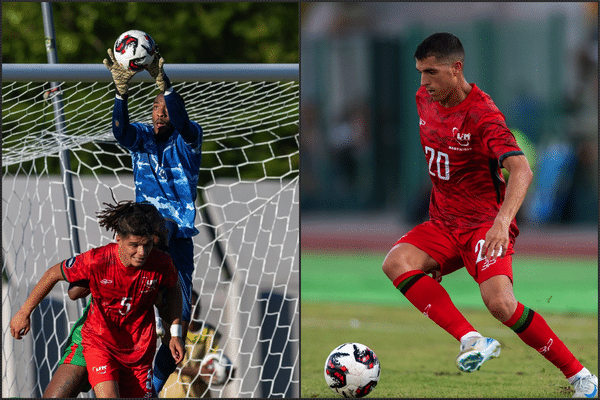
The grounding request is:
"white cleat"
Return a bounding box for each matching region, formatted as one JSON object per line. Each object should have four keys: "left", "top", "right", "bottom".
{"left": 456, "top": 336, "right": 501, "bottom": 372}
{"left": 573, "top": 374, "right": 598, "bottom": 398}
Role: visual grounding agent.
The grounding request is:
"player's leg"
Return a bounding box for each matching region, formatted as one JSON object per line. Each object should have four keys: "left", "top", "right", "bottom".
{"left": 83, "top": 345, "right": 120, "bottom": 398}
{"left": 44, "top": 302, "right": 92, "bottom": 397}
{"left": 119, "top": 363, "right": 154, "bottom": 398}
{"left": 93, "top": 381, "right": 119, "bottom": 398}
{"left": 382, "top": 221, "right": 479, "bottom": 343}
{"left": 153, "top": 236, "right": 194, "bottom": 394}
{"left": 43, "top": 364, "right": 88, "bottom": 398}
{"left": 480, "top": 274, "right": 596, "bottom": 396}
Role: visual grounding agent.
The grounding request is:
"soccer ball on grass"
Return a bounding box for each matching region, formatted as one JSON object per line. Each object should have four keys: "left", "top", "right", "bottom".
{"left": 324, "top": 342, "right": 380, "bottom": 398}
{"left": 113, "top": 30, "right": 156, "bottom": 71}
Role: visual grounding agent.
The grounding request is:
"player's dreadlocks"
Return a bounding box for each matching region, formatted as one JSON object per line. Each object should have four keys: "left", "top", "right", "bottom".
{"left": 97, "top": 200, "right": 166, "bottom": 243}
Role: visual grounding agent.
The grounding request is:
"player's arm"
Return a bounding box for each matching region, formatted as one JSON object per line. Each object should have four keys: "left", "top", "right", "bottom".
{"left": 68, "top": 281, "right": 91, "bottom": 300}
{"left": 164, "top": 279, "right": 186, "bottom": 363}
{"left": 111, "top": 95, "right": 140, "bottom": 149}
{"left": 146, "top": 51, "right": 202, "bottom": 145}
{"left": 10, "top": 262, "right": 65, "bottom": 339}
{"left": 484, "top": 154, "right": 533, "bottom": 259}
{"left": 164, "top": 90, "right": 202, "bottom": 145}
{"left": 103, "top": 48, "right": 141, "bottom": 149}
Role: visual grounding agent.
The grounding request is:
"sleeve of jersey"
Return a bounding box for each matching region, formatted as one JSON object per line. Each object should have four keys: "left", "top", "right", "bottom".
{"left": 164, "top": 89, "right": 203, "bottom": 148}
{"left": 60, "top": 252, "right": 91, "bottom": 283}
{"left": 479, "top": 114, "right": 524, "bottom": 167}
{"left": 112, "top": 95, "right": 142, "bottom": 151}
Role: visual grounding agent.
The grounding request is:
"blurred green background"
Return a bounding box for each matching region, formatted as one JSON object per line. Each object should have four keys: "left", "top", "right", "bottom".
{"left": 301, "top": 2, "right": 597, "bottom": 226}
{"left": 3, "top": 2, "right": 298, "bottom": 64}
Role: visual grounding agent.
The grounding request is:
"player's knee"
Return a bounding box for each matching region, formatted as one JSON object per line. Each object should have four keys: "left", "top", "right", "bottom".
{"left": 382, "top": 249, "right": 416, "bottom": 281}
{"left": 483, "top": 296, "right": 517, "bottom": 322}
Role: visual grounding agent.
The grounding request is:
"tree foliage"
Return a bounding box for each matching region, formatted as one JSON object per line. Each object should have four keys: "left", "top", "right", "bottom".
{"left": 2, "top": 2, "right": 298, "bottom": 64}
{"left": 3, "top": 3, "right": 299, "bottom": 180}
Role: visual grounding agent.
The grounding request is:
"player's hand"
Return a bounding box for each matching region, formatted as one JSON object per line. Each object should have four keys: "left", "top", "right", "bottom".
{"left": 483, "top": 219, "right": 509, "bottom": 260}
{"left": 145, "top": 49, "right": 170, "bottom": 92}
{"left": 10, "top": 310, "right": 31, "bottom": 339}
{"left": 103, "top": 48, "right": 138, "bottom": 96}
{"left": 169, "top": 335, "right": 186, "bottom": 364}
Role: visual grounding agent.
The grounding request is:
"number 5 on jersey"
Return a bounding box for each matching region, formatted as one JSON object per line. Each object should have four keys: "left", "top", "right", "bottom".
{"left": 119, "top": 297, "right": 132, "bottom": 315}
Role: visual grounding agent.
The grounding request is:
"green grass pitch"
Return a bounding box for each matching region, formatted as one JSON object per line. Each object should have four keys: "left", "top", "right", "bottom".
{"left": 301, "top": 251, "right": 598, "bottom": 398}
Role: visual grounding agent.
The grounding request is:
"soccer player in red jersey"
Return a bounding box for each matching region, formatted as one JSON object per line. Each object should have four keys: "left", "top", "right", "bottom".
{"left": 10, "top": 201, "right": 185, "bottom": 398}
{"left": 381, "top": 33, "right": 597, "bottom": 398}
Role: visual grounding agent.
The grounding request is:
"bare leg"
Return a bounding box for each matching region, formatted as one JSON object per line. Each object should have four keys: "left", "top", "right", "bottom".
{"left": 43, "top": 364, "right": 88, "bottom": 398}
{"left": 382, "top": 242, "right": 439, "bottom": 280}
{"left": 479, "top": 275, "right": 517, "bottom": 322}
{"left": 93, "top": 380, "right": 119, "bottom": 398}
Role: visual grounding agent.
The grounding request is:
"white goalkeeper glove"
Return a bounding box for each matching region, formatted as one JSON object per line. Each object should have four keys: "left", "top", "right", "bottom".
{"left": 145, "top": 48, "right": 171, "bottom": 92}
{"left": 103, "top": 48, "right": 138, "bottom": 97}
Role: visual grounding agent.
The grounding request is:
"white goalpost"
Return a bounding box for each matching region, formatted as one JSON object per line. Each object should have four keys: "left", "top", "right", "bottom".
{"left": 2, "top": 63, "right": 299, "bottom": 398}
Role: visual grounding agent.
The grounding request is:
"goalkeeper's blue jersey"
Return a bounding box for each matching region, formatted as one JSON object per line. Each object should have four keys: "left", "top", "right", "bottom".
{"left": 112, "top": 92, "right": 203, "bottom": 238}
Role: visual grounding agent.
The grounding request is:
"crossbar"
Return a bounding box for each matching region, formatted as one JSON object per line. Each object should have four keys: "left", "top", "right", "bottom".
{"left": 2, "top": 63, "right": 298, "bottom": 82}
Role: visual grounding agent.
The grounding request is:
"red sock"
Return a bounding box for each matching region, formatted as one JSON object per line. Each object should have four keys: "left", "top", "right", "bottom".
{"left": 503, "top": 302, "right": 583, "bottom": 378}
{"left": 393, "top": 270, "right": 475, "bottom": 342}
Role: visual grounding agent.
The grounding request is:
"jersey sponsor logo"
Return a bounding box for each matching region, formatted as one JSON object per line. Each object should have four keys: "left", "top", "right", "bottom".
{"left": 450, "top": 127, "right": 472, "bottom": 151}
{"left": 64, "top": 257, "right": 76, "bottom": 269}
{"left": 141, "top": 277, "right": 158, "bottom": 293}
{"left": 92, "top": 365, "right": 108, "bottom": 374}
{"left": 100, "top": 279, "right": 113, "bottom": 285}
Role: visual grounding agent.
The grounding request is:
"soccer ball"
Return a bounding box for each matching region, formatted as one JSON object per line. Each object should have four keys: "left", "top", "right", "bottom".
{"left": 200, "top": 352, "right": 234, "bottom": 386}
{"left": 113, "top": 30, "right": 156, "bottom": 71}
{"left": 324, "top": 342, "right": 380, "bottom": 398}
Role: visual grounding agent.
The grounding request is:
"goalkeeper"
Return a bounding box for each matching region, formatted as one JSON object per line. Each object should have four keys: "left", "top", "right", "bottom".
{"left": 104, "top": 45, "right": 204, "bottom": 395}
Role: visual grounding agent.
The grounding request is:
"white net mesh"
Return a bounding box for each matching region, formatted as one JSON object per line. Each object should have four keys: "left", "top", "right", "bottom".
{"left": 2, "top": 75, "right": 299, "bottom": 398}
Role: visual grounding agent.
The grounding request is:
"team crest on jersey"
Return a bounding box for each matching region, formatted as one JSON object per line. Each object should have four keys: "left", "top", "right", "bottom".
{"left": 64, "top": 257, "right": 76, "bottom": 269}
{"left": 452, "top": 127, "right": 471, "bottom": 147}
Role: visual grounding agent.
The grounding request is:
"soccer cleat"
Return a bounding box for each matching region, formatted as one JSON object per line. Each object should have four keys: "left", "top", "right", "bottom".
{"left": 455, "top": 336, "right": 501, "bottom": 372}
{"left": 572, "top": 374, "right": 598, "bottom": 398}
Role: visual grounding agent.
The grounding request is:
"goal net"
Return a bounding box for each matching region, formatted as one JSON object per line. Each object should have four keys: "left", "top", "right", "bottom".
{"left": 2, "top": 64, "right": 299, "bottom": 398}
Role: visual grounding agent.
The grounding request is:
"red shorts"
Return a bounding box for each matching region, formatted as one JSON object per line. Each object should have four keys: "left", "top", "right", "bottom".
{"left": 84, "top": 345, "right": 154, "bottom": 398}
{"left": 394, "top": 220, "right": 515, "bottom": 284}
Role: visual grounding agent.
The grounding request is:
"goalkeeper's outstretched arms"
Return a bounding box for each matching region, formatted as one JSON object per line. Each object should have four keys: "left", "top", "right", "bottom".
{"left": 146, "top": 50, "right": 203, "bottom": 145}
{"left": 164, "top": 90, "right": 203, "bottom": 145}
{"left": 103, "top": 48, "right": 141, "bottom": 150}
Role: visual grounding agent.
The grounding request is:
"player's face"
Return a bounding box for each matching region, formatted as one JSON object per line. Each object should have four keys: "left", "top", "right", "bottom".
{"left": 152, "top": 95, "right": 172, "bottom": 135}
{"left": 416, "top": 56, "right": 461, "bottom": 107}
{"left": 116, "top": 234, "right": 154, "bottom": 268}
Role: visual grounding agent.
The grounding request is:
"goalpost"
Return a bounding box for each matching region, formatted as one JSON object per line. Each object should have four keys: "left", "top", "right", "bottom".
{"left": 2, "top": 63, "right": 299, "bottom": 398}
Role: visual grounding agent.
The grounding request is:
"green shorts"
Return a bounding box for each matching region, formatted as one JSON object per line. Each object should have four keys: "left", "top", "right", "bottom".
{"left": 59, "top": 302, "right": 89, "bottom": 367}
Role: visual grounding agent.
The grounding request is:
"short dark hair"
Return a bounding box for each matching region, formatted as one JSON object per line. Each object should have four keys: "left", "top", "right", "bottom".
{"left": 414, "top": 32, "right": 465, "bottom": 63}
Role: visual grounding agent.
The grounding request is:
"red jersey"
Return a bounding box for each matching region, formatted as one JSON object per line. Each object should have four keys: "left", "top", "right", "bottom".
{"left": 61, "top": 243, "right": 178, "bottom": 364}
{"left": 416, "top": 84, "right": 523, "bottom": 234}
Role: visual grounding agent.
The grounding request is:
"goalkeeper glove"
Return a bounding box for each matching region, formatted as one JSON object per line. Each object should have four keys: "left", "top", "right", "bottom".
{"left": 103, "top": 48, "right": 138, "bottom": 97}
{"left": 146, "top": 48, "right": 171, "bottom": 92}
